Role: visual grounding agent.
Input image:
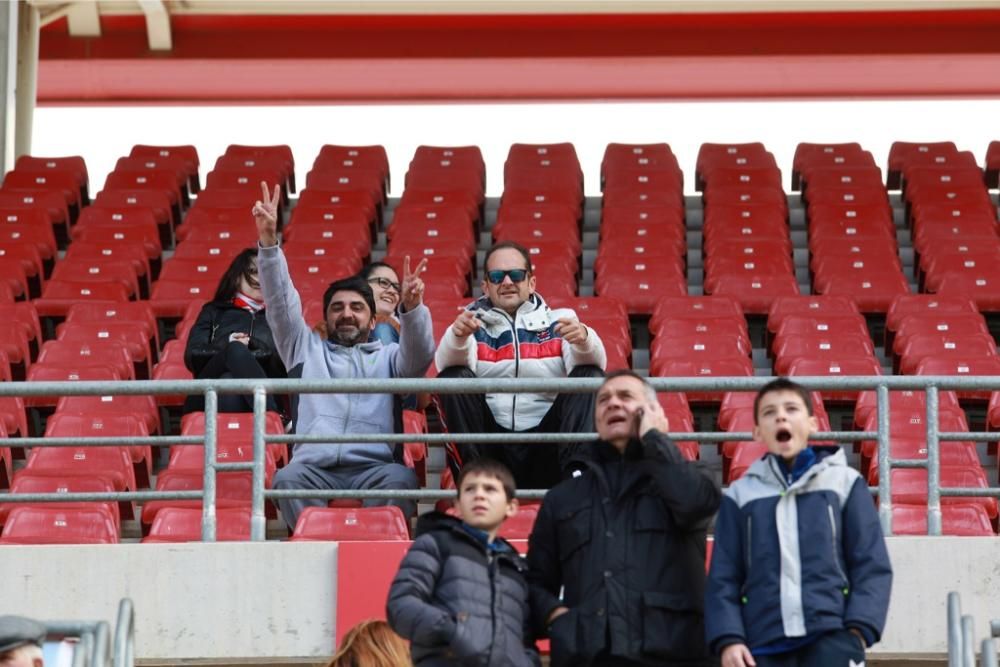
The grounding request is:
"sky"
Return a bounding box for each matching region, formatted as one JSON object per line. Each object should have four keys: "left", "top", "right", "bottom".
{"left": 31, "top": 98, "right": 1000, "bottom": 196}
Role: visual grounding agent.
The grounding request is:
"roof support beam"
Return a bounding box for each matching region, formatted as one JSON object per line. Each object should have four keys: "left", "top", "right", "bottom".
{"left": 66, "top": 1, "right": 101, "bottom": 37}
{"left": 137, "top": 0, "right": 170, "bottom": 51}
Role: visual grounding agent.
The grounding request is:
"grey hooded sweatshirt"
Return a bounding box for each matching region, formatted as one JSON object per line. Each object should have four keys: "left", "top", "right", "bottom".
{"left": 258, "top": 243, "right": 435, "bottom": 468}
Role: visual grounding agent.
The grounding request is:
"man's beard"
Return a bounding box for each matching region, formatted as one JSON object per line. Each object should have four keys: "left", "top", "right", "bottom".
{"left": 327, "top": 320, "right": 372, "bottom": 347}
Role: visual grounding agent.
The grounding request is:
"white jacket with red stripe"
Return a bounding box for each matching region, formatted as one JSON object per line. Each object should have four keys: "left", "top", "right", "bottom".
{"left": 435, "top": 294, "right": 607, "bottom": 431}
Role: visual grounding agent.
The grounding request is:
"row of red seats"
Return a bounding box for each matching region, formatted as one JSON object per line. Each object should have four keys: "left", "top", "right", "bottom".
{"left": 697, "top": 143, "right": 799, "bottom": 314}
{"left": 594, "top": 144, "right": 686, "bottom": 315}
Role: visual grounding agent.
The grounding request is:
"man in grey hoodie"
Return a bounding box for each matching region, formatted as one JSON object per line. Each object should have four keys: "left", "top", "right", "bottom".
{"left": 252, "top": 183, "right": 436, "bottom": 530}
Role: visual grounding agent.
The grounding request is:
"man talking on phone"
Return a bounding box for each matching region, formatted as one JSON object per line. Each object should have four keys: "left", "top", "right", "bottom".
{"left": 435, "top": 240, "right": 606, "bottom": 489}
{"left": 526, "top": 370, "right": 721, "bottom": 667}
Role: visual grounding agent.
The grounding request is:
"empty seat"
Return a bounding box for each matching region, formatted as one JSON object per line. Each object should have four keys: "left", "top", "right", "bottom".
{"left": 290, "top": 506, "right": 410, "bottom": 541}
{"left": 0, "top": 505, "right": 119, "bottom": 544}
{"left": 890, "top": 503, "right": 994, "bottom": 536}
{"left": 142, "top": 507, "right": 252, "bottom": 543}
{"left": 0, "top": 473, "right": 119, "bottom": 527}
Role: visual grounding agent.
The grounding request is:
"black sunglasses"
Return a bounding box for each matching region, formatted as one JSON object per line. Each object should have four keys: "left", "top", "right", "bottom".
{"left": 486, "top": 269, "right": 529, "bottom": 284}
{"left": 368, "top": 276, "right": 401, "bottom": 292}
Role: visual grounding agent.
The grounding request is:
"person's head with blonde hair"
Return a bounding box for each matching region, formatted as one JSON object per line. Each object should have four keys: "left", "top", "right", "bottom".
{"left": 326, "top": 620, "right": 409, "bottom": 667}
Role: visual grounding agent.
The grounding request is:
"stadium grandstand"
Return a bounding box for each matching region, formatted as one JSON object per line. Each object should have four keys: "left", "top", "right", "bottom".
{"left": 1, "top": 0, "right": 1000, "bottom": 664}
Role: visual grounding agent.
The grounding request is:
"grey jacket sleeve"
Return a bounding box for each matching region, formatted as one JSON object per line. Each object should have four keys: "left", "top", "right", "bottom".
{"left": 391, "top": 302, "right": 435, "bottom": 378}
{"left": 257, "top": 244, "right": 310, "bottom": 369}
{"left": 386, "top": 534, "right": 456, "bottom": 645}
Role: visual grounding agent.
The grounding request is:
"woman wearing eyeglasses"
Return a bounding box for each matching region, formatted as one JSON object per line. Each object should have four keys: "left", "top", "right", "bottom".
{"left": 361, "top": 262, "right": 405, "bottom": 345}
{"left": 183, "top": 248, "right": 287, "bottom": 414}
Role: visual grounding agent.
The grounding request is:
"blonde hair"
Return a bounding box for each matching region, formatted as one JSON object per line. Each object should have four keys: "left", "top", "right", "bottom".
{"left": 326, "top": 620, "right": 409, "bottom": 667}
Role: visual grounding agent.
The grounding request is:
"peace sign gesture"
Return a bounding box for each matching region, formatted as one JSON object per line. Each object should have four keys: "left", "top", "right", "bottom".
{"left": 252, "top": 181, "right": 281, "bottom": 247}
{"left": 399, "top": 255, "right": 428, "bottom": 311}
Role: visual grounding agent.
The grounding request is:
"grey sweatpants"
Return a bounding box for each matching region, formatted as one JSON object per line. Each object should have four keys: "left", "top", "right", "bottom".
{"left": 273, "top": 460, "right": 418, "bottom": 531}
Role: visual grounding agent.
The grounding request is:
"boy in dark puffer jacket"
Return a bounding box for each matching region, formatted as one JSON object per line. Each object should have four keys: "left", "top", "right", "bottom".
{"left": 387, "top": 460, "right": 539, "bottom": 667}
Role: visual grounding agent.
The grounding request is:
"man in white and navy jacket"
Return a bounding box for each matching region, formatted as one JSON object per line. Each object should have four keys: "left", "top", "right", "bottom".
{"left": 435, "top": 241, "right": 606, "bottom": 489}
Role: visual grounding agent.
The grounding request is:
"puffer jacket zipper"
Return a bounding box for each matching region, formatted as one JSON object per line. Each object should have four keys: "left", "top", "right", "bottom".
{"left": 827, "top": 503, "right": 849, "bottom": 586}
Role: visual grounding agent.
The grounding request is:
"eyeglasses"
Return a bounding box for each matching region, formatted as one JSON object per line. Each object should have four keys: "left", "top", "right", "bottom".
{"left": 368, "top": 276, "right": 401, "bottom": 293}
{"left": 486, "top": 269, "right": 529, "bottom": 285}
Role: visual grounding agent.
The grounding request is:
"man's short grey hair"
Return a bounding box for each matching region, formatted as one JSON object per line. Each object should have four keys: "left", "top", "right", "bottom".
{"left": 600, "top": 369, "right": 657, "bottom": 402}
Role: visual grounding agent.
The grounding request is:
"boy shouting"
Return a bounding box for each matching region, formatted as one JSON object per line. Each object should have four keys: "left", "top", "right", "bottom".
{"left": 706, "top": 378, "right": 892, "bottom": 667}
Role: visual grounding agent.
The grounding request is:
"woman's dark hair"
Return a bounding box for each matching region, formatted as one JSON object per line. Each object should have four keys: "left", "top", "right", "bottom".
{"left": 212, "top": 248, "right": 258, "bottom": 303}
{"left": 359, "top": 261, "right": 398, "bottom": 282}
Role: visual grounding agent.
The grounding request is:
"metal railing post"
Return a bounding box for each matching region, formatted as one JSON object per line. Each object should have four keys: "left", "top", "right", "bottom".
{"left": 926, "top": 386, "right": 942, "bottom": 536}
{"left": 250, "top": 386, "right": 267, "bottom": 541}
{"left": 948, "top": 591, "right": 962, "bottom": 667}
{"left": 876, "top": 383, "right": 892, "bottom": 535}
{"left": 113, "top": 598, "right": 135, "bottom": 667}
{"left": 983, "top": 638, "right": 999, "bottom": 667}
{"left": 200, "top": 389, "right": 218, "bottom": 542}
{"left": 962, "top": 615, "right": 977, "bottom": 667}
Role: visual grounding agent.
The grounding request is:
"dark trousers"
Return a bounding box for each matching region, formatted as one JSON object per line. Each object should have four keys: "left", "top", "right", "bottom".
{"left": 183, "top": 342, "right": 280, "bottom": 414}
{"left": 437, "top": 364, "right": 603, "bottom": 489}
{"left": 754, "top": 630, "right": 866, "bottom": 667}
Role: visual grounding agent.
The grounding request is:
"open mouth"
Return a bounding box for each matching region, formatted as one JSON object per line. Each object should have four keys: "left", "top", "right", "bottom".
{"left": 607, "top": 414, "right": 628, "bottom": 426}
{"left": 775, "top": 428, "right": 792, "bottom": 443}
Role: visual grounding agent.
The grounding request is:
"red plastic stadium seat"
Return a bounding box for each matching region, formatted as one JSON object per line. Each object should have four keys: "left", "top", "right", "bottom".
{"left": 290, "top": 506, "right": 411, "bottom": 541}
{"left": 704, "top": 273, "right": 800, "bottom": 315}
{"left": 180, "top": 410, "right": 287, "bottom": 467}
{"left": 854, "top": 389, "right": 961, "bottom": 429}
{"left": 885, "top": 295, "right": 978, "bottom": 343}
{"left": 315, "top": 145, "right": 390, "bottom": 189}
{"left": 1, "top": 473, "right": 119, "bottom": 527}
{"left": 45, "top": 412, "right": 151, "bottom": 487}
{"left": 890, "top": 503, "right": 994, "bottom": 536}
{"left": 55, "top": 394, "right": 160, "bottom": 435}
{"left": 139, "top": 469, "right": 269, "bottom": 528}
{"left": 786, "top": 357, "right": 882, "bottom": 403}
{"left": 24, "top": 443, "right": 136, "bottom": 492}
{"left": 773, "top": 335, "right": 876, "bottom": 376}
{"left": 37, "top": 338, "right": 135, "bottom": 381}
{"left": 594, "top": 257, "right": 686, "bottom": 315}
{"left": 914, "top": 356, "right": 1000, "bottom": 401}
{"left": 896, "top": 333, "right": 997, "bottom": 375}
{"left": 880, "top": 465, "right": 997, "bottom": 519}
{"left": 650, "top": 356, "right": 754, "bottom": 403}
{"left": 650, "top": 295, "right": 744, "bottom": 332}
{"left": 35, "top": 279, "right": 132, "bottom": 320}
{"left": 130, "top": 144, "right": 200, "bottom": 191}
{"left": 932, "top": 270, "right": 1000, "bottom": 312}
{"left": 812, "top": 267, "right": 910, "bottom": 313}
{"left": 142, "top": 507, "right": 252, "bottom": 543}
{"left": 14, "top": 155, "right": 89, "bottom": 202}
{"left": 0, "top": 505, "right": 119, "bottom": 544}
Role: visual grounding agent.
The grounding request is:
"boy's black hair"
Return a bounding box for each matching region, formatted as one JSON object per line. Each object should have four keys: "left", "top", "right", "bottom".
{"left": 753, "top": 377, "right": 814, "bottom": 425}
{"left": 483, "top": 240, "right": 534, "bottom": 275}
{"left": 322, "top": 275, "right": 376, "bottom": 319}
{"left": 456, "top": 459, "right": 516, "bottom": 502}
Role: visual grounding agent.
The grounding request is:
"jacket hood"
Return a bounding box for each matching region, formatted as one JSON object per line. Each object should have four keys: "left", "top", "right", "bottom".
{"left": 466, "top": 293, "right": 547, "bottom": 321}
{"left": 414, "top": 511, "right": 520, "bottom": 556}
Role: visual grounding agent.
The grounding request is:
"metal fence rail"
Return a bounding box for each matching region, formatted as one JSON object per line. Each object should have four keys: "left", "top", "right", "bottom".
{"left": 947, "top": 591, "right": 1000, "bottom": 667}
{"left": 1, "top": 375, "right": 1000, "bottom": 540}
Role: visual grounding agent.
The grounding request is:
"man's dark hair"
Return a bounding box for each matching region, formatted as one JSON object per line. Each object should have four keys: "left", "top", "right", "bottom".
{"left": 457, "top": 459, "right": 516, "bottom": 501}
{"left": 753, "top": 377, "right": 814, "bottom": 425}
{"left": 212, "top": 248, "right": 258, "bottom": 303}
{"left": 483, "top": 241, "right": 533, "bottom": 275}
{"left": 323, "top": 275, "right": 376, "bottom": 317}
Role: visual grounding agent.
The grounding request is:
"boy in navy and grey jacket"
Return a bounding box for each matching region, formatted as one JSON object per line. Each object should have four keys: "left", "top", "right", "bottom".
{"left": 706, "top": 378, "right": 892, "bottom": 667}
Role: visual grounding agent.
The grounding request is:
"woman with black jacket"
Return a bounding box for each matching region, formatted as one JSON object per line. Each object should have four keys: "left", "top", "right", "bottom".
{"left": 183, "top": 248, "right": 286, "bottom": 414}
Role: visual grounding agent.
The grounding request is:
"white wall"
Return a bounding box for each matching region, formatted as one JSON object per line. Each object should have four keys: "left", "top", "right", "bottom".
{"left": 0, "top": 537, "right": 997, "bottom": 660}
{"left": 33, "top": 99, "right": 1000, "bottom": 198}
{"left": 1, "top": 542, "right": 339, "bottom": 660}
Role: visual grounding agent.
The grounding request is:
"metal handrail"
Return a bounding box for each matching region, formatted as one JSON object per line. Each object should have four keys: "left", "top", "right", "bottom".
{"left": 113, "top": 598, "right": 135, "bottom": 667}
{"left": 1, "top": 374, "right": 999, "bottom": 538}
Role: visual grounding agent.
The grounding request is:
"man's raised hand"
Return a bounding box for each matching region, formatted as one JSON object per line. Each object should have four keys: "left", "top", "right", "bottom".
{"left": 638, "top": 398, "right": 669, "bottom": 439}
{"left": 252, "top": 181, "right": 281, "bottom": 247}
{"left": 451, "top": 310, "right": 481, "bottom": 340}
{"left": 400, "top": 255, "right": 428, "bottom": 311}
{"left": 554, "top": 317, "right": 589, "bottom": 345}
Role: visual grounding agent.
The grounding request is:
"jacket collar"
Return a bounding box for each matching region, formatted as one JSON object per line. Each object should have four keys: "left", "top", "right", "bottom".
{"left": 414, "top": 511, "right": 522, "bottom": 564}
{"left": 747, "top": 445, "right": 845, "bottom": 491}
{"left": 574, "top": 438, "right": 651, "bottom": 498}
{"left": 470, "top": 293, "right": 547, "bottom": 324}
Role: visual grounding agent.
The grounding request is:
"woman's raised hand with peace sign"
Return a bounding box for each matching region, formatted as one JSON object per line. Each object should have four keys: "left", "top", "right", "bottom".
{"left": 252, "top": 181, "right": 281, "bottom": 247}
{"left": 399, "top": 256, "right": 428, "bottom": 312}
